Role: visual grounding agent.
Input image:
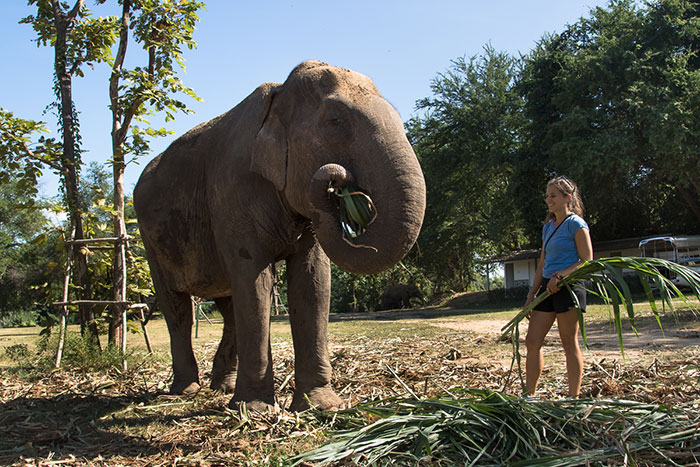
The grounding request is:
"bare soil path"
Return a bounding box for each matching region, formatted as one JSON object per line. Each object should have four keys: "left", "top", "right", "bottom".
{"left": 331, "top": 304, "right": 700, "bottom": 361}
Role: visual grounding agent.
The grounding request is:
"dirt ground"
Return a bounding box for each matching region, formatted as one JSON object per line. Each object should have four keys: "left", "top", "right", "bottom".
{"left": 431, "top": 310, "right": 700, "bottom": 359}
{"left": 1, "top": 303, "right": 699, "bottom": 466}
{"left": 332, "top": 303, "right": 700, "bottom": 360}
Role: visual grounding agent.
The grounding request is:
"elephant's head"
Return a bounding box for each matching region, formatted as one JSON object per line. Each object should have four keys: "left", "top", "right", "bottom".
{"left": 407, "top": 284, "right": 426, "bottom": 305}
{"left": 251, "top": 61, "right": 426, "bottom": 274}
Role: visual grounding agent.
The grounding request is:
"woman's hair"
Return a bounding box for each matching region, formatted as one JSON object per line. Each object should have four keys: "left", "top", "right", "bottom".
{"left": 545, "top": 176, "right": 585, "bottom": 222}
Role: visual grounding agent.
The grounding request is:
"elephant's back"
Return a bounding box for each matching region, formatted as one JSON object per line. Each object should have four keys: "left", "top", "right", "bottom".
{"left": 135, "top": 82, "right": 279, "bottom": 204}
{"left": 132, "top": 83, "right": 282, "bottom": 296}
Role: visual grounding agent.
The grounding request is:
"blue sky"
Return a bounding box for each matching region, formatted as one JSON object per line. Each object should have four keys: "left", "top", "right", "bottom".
{"left": 1, "top": 1, "right": 607, "bottom": 198}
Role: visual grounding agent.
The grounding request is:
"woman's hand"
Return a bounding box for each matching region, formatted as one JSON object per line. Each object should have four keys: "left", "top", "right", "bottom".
{"left": 524, "top": 293, "right": 536, "bottom": 319}
{"left": 546, "top": 273, "right": 563, "bottom": 294}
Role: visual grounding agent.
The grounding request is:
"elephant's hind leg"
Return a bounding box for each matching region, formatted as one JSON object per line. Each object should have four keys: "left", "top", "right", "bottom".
{"left": 149, "top": 261, "right": 200, "bottom": 395}
{"left": 164, "top": 292, "right": 200, "bottom": 394}
{"left": 227, "top": 264, "right": 276, "bottom": 412}
{"left": 210, "top": 296, "right": 237, "bottom": 393}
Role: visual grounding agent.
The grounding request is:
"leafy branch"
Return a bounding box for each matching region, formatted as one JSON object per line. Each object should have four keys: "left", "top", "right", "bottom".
{"left": 501, "top": 257, "right": 700, "bottom": 371}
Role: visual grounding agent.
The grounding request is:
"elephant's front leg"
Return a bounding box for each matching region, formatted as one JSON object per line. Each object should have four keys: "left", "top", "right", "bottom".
{"left": 229, "top": 265, "right": 276, "bottom": 412}
{"left": 287, "top": 227, "right": 343, "bottom": 412}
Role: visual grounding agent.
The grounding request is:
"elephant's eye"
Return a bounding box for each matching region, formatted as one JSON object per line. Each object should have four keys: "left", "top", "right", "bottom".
{"left": 322, "top": 108, "right": 352, "bottom": 140}
{"left": 326, "top": 115, "right": 344, "bottom": 126}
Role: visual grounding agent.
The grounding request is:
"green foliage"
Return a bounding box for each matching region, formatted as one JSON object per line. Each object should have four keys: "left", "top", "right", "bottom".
{"left": 0, "top": 310, "right": 38, "bottom": 328}
{"left": 331, "top": 262, "right": 431, "bottom": 313}
{"left": 0, "top": 108, "right": 61, "bottom": 198}
{"left": 37, "top": 329, "right": 134, "bottom": 372}
{"left": 398, "top": 0, "right": 700, "bottom": 297}
{"left": 516, "top": 0, "right": 700, "bottom": 241}
{"left": 21, "top": 1, "right": 118, "bottom": 77}
{"left": 502, "top": 257, "right": 700, "bottom": 366}
{"left": 4, "top": 343, "right": 31, "bottom": 361}
{"left": 110, "top": 0, "right": 204, "bottom": 165}
{"left": 295, "top": 389, "right": 700, "bottom": 466}
{"left": 331, "top": 265, "right": 386, "bottom": 313}
{"left": 0, "top": 180, "right": 65, "bottom": 321}
{"left": 407, "top": 46, "right": 526, "bottom": 291}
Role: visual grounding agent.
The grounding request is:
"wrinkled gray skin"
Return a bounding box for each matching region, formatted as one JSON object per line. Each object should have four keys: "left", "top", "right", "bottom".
{"left": 381, "top": 284, "right": 426, "bottom": 310}
{"left": 133, "top": 61, "right": 426, "bottom": 412}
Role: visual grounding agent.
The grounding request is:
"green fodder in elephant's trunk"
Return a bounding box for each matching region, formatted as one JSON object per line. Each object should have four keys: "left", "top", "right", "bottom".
{"left": 329, "top": 182, "right": 377, "bottom": 248}
{"left": 309, "top": 161, "right": 425, "bottom": 275}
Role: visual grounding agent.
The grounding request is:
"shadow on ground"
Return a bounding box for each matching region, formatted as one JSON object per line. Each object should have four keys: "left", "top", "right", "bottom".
{"left": 0, "top": 388, "right": 224, "bottom": 465}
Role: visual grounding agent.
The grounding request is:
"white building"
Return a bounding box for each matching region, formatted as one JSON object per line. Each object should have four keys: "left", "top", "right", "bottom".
{"left": 484, "top": 237, "right": 649, "bottom": 290}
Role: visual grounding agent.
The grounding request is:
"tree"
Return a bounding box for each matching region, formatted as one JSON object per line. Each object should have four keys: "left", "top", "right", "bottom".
{"left": 516, "top": 0, "right": 700, "bottom": 243}
{"left": 406, "top": 46, "right": 526, "bottom": 290}
{"left": 0, "top": 180, "right": 63, "bottom": 324}
{"left": 106, "top": 0, "right": 203, "bottom": 345}
{"left": 20, "top": 0, "right": 118, "bottom": 344}
{"left": 12, "top": 1, "right": 203, "bottom": 347}
{"left": 330, "top": 262, "right": 428, "bottom": 313}
{"left": 0, "top": 109, "right": 61, "bottom": 199}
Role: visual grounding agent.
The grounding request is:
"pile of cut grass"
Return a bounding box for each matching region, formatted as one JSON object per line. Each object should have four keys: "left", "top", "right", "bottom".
{"left": 295, "top": 389, "right": 700, "bottom": 466}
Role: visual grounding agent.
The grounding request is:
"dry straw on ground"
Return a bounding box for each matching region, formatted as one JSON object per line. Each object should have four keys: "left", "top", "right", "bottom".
{"left": 1, "top": 318, "right": 700, "bottom": 466}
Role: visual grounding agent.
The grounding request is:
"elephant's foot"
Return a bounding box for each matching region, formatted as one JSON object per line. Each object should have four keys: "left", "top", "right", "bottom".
{"left": 170, "top": 380, "right": 200, "bottom": 395}
{"left": 290, "top": 386, "right": 343, "bottom": 412}
{"left": 210, "top": 372, "right": 237, "bottom": 393}
{"left": 228, "top": 397, "right": 279, "bottom": 414}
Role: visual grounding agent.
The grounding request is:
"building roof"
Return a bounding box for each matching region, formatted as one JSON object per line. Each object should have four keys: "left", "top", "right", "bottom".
{"left": 481, "top": 249, "right": 540, "bottom": 264}
{"left": 481, "top": 236, "right": 659, "bottom": 265}
{"left": 596, "top": 236, "right": 656, "bottom": 251}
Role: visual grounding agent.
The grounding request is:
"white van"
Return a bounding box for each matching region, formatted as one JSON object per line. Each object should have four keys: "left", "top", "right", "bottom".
{"left": 639, "top": 235, "right": 700, "bottom": 288}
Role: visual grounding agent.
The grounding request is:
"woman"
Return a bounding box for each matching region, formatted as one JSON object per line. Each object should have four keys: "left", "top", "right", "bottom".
{"left": 524, "top": 176, "right": 593, "bottom": 398}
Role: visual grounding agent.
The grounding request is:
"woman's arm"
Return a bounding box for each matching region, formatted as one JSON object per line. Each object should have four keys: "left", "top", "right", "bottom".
{"left": 525, "top": 247, "right": 547, "bottom": 306}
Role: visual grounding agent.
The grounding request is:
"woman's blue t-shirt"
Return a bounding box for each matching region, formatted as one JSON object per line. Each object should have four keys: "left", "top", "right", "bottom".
{"left": 542, "top": 214, "right": 589, "bottom": 278}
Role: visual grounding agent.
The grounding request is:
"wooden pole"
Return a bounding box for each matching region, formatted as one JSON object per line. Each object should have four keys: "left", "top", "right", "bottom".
{"left": 139, "top": 308, "right": 153, "bottom": 353}
{"left": 195, "top": 298, "right": 200, "bottom": 339}
{"left": 52, "top": 233, "right": 153, "bottom": 368}
{"left": 54, "top": 300, "right": 132, "bottom": 306}
{"left": 120, "top": 238, "right": 128, "bottom": 371}
{"left": 65, "top": 236, "right": 130, "bottom": 245}
{"left": 55, "top": 227, "right": 75, "bottom": 369}
{"left": 486, "top": 263, "right": 491, "bottom": 295}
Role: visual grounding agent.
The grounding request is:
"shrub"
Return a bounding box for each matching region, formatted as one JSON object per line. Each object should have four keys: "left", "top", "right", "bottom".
{"left": 0, "top": 309, "right": 37, "bottom": 328}
{"left": 37, "top": 329, "right": 136, "bottom": 372}
{"left": 5, "top": 343, "right": 30, "bottom": 360}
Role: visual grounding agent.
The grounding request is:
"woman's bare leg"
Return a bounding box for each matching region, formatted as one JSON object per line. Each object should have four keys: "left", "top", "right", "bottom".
{"left": 556, "top": 308, "right": 583, "bottom": 397}
{"left": 525, "top": 310, "right": 556, "bottom": 396}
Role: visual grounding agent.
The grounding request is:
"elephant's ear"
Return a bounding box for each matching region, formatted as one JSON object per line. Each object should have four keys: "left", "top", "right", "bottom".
{"left": 251, "top": 90, "right": 288, "bottom": 192}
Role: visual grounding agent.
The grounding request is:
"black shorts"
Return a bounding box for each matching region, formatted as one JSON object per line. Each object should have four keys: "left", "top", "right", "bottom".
{"left": 534, "top": 279, "right": 587, "bottom": 313}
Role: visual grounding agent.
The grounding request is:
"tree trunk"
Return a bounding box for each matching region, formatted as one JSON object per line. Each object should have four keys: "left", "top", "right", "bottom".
{"left": 108, "top": 0, "right": 131, "bottom": 347}
{"left": 676, "top": 183, "right": 700, "bottom": 226}
{"left": 52, "top": 0, "right": 100, "bottom": 347}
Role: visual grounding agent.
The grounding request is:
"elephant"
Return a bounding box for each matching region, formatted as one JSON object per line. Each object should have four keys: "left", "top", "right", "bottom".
{"left": 381, "top": 284, "right": 426, "bottom": 310}
{"left": 133, "top": 61, "right": 426, "bottom": 412}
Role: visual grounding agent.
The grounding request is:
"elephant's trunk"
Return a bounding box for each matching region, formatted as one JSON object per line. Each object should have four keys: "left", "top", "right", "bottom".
{"left": 308, "top": 157, "right": 425, "bottom": 275}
